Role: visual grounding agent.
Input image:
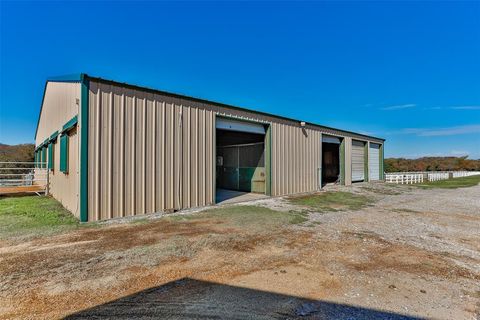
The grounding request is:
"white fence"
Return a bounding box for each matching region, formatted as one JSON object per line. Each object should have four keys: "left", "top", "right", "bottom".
{"left": 0, "top": 162, "right": 49, "bottom": 195}
{"left": 427, "top": 172, "right": 449, "bottom": 182}
{"left": 385, "top": 173, "right": 424, "bottom": 184}
{"left": 385, "top": 171, "right": 480, "bottom": 184}
{"left": 452, "top": 171, "right": 480, "bottom": 178}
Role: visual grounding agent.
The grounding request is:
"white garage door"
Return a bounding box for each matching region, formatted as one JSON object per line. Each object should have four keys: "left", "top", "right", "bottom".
{"left": 369, "top": 143, "right": 380, "bottom": 181}
{"left": 352, "top": 140, "right": 365, "bottom": 182}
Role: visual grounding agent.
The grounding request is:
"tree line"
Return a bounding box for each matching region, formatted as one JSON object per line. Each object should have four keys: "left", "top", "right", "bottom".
{"left": 385, "top": 156, "right": 480, "bottom": 173}
{"left": 0, "top": 143, "right": 34, "bottom": 162}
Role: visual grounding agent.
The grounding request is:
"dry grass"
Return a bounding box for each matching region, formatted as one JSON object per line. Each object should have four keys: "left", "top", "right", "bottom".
{"left": 167, "top": 205, "right": 310, "bottom": 228}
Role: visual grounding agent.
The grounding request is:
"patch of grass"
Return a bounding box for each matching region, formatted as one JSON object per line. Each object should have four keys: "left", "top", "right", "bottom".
{"left": 360, "top": 186, "right": 402, "bottom": 195}
{"left": 416, "top": 175, "right": 480, "bottom": 189}
{"left": 288, "top": 210, "right": 310, "bottom": 225}
{"left": 0, "top": 195, "right": 79, "bottom": 240}
{"left": 392, "top": 208, "right": 419, "bottom": 214}
{"left": 167, "top": 205, "right": 310, "bottom": 228}
{"left": 306, "top": 221, "right": 323, "bottom": 227}
{"left": 288, "top": 191, "right": 374, "bottom": 212}
{"left": 129, "top": 217, "right": 150, "bottom": 225}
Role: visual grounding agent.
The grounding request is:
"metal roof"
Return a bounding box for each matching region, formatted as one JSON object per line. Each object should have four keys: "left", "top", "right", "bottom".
{"left": 35, "top": 73, "right": 385, "bottom": 142}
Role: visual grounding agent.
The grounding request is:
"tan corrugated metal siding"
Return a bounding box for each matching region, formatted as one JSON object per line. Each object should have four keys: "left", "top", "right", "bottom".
{"left": 87, "top": 79, "right": 383, "bottom": 221}
{"left": 271, "top": 123, "right": 321, "bottom": 195}
{"left": 35, "top": 82, "right": 80, "bottom": 217}
{"left": 88, "top": 82, "right": 215, "bottom": 221}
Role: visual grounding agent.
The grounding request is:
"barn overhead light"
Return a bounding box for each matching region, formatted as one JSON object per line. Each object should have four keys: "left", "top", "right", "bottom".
{"left": 300, "top": 121, "right": 306, "bottom": 127}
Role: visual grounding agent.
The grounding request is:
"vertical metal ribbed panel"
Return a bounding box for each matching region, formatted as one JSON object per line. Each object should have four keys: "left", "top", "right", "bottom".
{"left": 271, "top": 123, "right": 321, "bottom": 196}
{"left": 86, "top": 79, "right": 384, "bottom": 221}
{"left": 369, "top": 142, "right": 381, "bottom": 181}
{"left": 88, "top": 82, "right": 215, "bottom": 221}
{"left": 351, "top": 140, "right": 365, "bottom": 182}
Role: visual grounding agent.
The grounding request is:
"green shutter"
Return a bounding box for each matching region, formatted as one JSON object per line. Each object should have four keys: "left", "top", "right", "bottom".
{"left": 42, "top": 147, "right": 47, "bottom": 169}
{"left": 48, "top": 143, "right": 54, "bottom": 170}
{"left": 60, "top": 134, "right": 69, "bottom": 173}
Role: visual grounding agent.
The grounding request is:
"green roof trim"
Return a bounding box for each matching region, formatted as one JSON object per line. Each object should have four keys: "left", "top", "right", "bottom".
{"left": 47, "top": 73, "right": 84, "bottom": 82}
{"left": 49, "top": 131, "right": 59, "bottom": 142}
{"left": 79, "top": 79, "right": 89, "bottom": 222}
{"left": 61, "top": 115, "right": 78, "bottom": 133}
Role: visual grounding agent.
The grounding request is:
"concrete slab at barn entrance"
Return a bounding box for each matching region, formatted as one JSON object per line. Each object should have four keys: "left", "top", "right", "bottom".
{"left": 215, "top": 188, "right": 268, "bottom": 204}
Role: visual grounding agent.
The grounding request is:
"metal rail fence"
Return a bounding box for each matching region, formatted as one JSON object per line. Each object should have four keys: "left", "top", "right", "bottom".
{"left": 385, "top": 171, "right": 480, "bottom": 184}
{"left": 0, "top": 162, "right": 49, "bottom": 195}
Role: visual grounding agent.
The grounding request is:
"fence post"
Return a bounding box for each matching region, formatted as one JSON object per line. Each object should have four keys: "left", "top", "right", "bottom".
{"left": 46, "top": 168, "right": 50, "bottom": 196}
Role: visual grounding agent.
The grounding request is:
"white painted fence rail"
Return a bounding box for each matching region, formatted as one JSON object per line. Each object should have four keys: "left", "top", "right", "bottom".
{"left": 0, "top": 162, "right": 49, "bottom": 195}
{"left": 427, "top": 172, "right": 449, "bottom": 182}
{"left": 452, "top": 171, "right": 480, "bottom": 178}
{"left": 385, "top": 173, "right": 424, "bottom": 184}
{"left": 385, "top": 171, "right": 480, "bottom": 184}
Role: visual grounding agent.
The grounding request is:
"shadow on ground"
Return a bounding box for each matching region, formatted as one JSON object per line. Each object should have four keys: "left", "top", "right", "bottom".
{"left": 64, "top": 278, "right": 423, "bottom": 319}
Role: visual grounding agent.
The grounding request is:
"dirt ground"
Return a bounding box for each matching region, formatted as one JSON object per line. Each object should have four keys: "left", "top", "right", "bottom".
{"left": 1, "top": 183, "right": 479, "bottom": 319}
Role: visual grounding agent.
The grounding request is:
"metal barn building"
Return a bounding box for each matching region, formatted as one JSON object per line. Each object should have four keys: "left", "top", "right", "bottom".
{"left": 34, "top": 74, "right": 385, "bottom": 222}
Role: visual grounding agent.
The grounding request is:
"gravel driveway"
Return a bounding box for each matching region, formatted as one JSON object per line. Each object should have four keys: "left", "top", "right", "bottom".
{"left": 1, "top": 183, "right": 479, "bottom": 319}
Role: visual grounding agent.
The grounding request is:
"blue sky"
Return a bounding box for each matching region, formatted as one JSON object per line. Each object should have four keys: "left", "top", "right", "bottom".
{"left": 1, "top": 1, "right": 479, "bottom": 158}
